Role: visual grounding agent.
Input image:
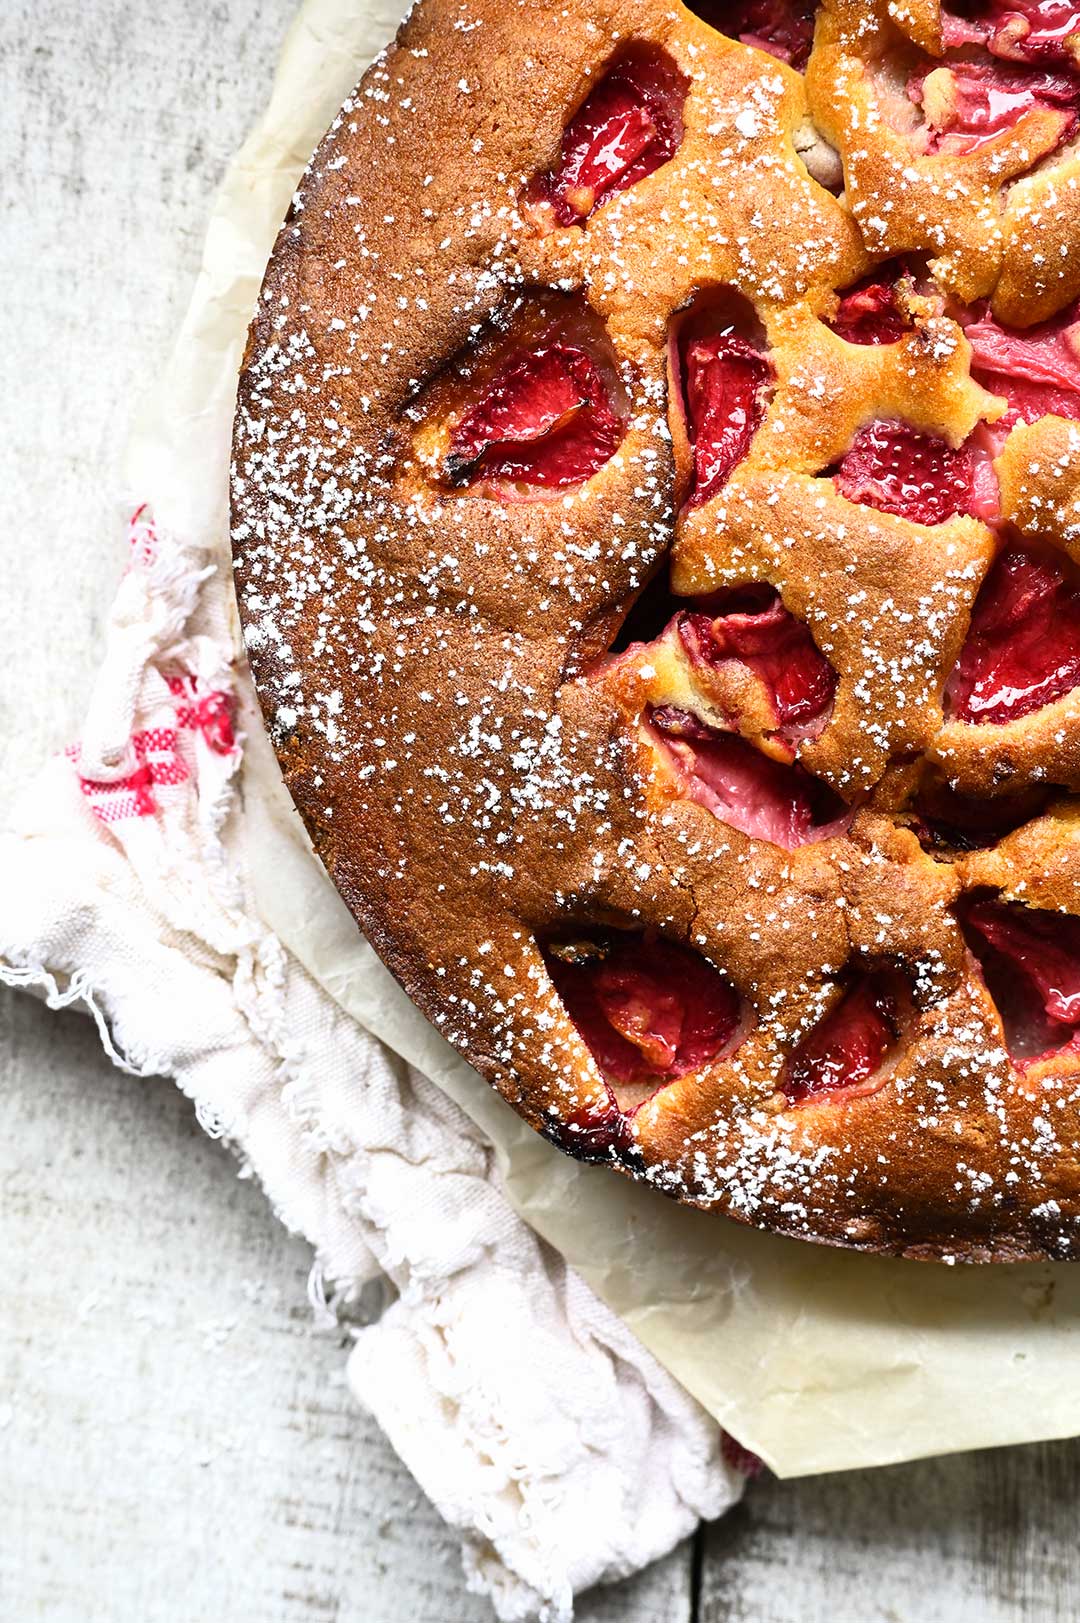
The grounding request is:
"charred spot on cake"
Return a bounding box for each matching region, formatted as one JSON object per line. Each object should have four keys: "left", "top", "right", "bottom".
{"left": 945, "top": 541, "right": 1080, "bottom": 724}
{"left": 907, "top": 769, "right": 1053, "bottom": 854}
{"left": 958, "top": 891, "right": 1080, "bottom": 1064}
{"left": 781, "top": 970, "right": 903, "bottom": 1105}
{"left": 668, "top": 289, "right": 774, "bottom": 508}
{"left": 425, "top": 296, "right": 630, "bottom": 497}
{"left": 941, "top": 1, "right": 1080, "bottom": 67}
{"left": 542, "top": 930, "right": 745, "bottom": 1115}
{"left": 829, "top": 420, "right": 1000, "bottom": 526}
{"left": 685, "top": 0, "right": 818, "bottom": 71}
{"left": 647, "top": 705, "right": 850, "bottom": 848}
{"left": 957, "top": 297, "right": 1080, "bottom": 434}
{"left": 541, "top": 1097, "right": 630, "bottom": 1163}
{"left": 522, "top": 44, "right": 689, "bottom": 228}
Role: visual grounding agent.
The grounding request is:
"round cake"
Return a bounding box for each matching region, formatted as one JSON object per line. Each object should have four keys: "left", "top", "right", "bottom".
{"left": 232, "top": 0, "right": 1080, "bottom": 1261}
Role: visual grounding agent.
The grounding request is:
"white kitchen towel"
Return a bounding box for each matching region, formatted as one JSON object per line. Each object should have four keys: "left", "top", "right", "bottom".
{"left": 0, "top": 500, "right": 743, "bottom": 1620}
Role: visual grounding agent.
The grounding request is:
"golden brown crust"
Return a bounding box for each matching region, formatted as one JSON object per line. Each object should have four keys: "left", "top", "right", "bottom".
{"left": 809, "top": 0, "right": 1080, "bottom": 312}
{"left": 232, "top": 0, "right": 1080, "bottom": 1261}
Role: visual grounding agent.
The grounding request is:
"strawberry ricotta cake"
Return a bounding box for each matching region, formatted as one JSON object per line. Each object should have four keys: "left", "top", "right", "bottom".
{"left": 232, "top": 0, "right": 1080, "bottom": 1260}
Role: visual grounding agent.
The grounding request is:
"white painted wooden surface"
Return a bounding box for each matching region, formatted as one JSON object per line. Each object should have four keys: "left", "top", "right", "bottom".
{"left": 3, "top": 2, "right": 1080, "bottom": 1619}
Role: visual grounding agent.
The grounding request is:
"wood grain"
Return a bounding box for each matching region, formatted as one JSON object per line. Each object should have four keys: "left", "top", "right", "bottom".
{"left": 702, "top": 1444, "right": 1080, "bottom": 1622}
{"left": 0, "top": 987, "right": 694, "bottom": 1622}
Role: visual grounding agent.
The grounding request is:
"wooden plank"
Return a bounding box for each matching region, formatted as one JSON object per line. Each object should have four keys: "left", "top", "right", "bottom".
{"left": 583, "top": 1543, "right": 693, "bottom": 1623}
{"left": 0, "top": 991, "right": 693, "bottom": 1623}
{"left": 0, "top": 985, "right": 697, "bottom": 1622}
{"left": 700, "top": 1443, "right": 1080, "bottom": 1623}
{"left": 0, "top": 988, "right": 487, "bottom": 1622}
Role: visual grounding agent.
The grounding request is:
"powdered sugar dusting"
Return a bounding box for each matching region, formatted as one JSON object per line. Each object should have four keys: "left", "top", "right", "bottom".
{"left": 231, "top": 0, "right": 1080, "bottom": 1260}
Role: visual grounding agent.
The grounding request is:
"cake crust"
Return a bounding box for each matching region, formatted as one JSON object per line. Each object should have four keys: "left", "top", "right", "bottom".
{"left": 232, "top": 0, "right": 1080, "bottom": 1261}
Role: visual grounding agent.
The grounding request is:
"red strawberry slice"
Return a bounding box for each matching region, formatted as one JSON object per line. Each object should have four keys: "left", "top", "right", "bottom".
{"left": 527, "top": 46, "right": 689, "bottom": 226}
{"left": 782, "top": 975, "right": 898, "bottom": 1104}
{"left": 829, "top": 267, "right": 915, "bottom": 346}
{"left": 908, "top": 58, "right": 1078, "bottom": 155}
{"left": 689, "top": 1, "right": 817, "bottom": 70}
{"left": 678, "top": 586, "right": 837, "bottom": 739}
{"left": 960, "top": 300, "right": 1080, "bottom": 432}
{"left": 960, "top": 895, "right": 1080, "bottom": 1062}
{"left": 942, "top": 1, "right": 1080, "bottom": 65}
{"left": 649, "top": 706, "right": 850, "bottom": 847}
{"left": 679, "top": 332, "right": 774, "bottom": 507}
{"left": 833, "top": 420, "right": 999, "bottom": 526}
{"left": 946, "top": 544, "right": 1080, "bottom": 723}
{"left": 445, "top": 342, "right": 624, "bottom": 491}
{"left": 544, "top": 932, "right": 742, "bottom": 1088}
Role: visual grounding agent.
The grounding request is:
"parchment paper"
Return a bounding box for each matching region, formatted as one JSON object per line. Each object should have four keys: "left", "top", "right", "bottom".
{"left": 127, "top": 0, "right": 1080, "bottom": 1478}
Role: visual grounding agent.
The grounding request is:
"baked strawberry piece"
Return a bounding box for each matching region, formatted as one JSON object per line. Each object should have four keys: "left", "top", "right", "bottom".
{"left": 946, "top": 544, "right": 1080, "bottom": 723}
{"left": 671, "top": 298, "right": 774, "bottom": 506}
{"left": 544, "top": 932, "right": 742, "bottom": 1088}
{"left": 908, "top": 57, "right": 1079, "bottom": 156}
{"left": 680, "top": 337, "right": 773, "bottom": 505}
{"left": 960, "top": 895, "right": 1080, "bottom": 1062}
{"left": 941, "top": 1, "right": 1080, "bottom": 65}
{"left": 445, "top": 339, "right": 625, "bottom": 491}
{"left": 961, "top": 300, "right": 1080, "bottom": 431}
{"left": 678, "top": 585, "right": 836, "bottom": 746}
{"left": 782, "top": 975, "right": 899, "bottom": 1104}
{"left": 525, "top": 45, "right": 688, "bottom": 225}
{"left": 833, "top": 420, "right": 999, "bottom": 525}
{"left": 688, "top": 0, "right": 817, "bottom": 69}
{"left": 648, "top": 705, "right": 849, "bottom": 847}
{"left": 829, "top": 265, "right": 917, "bottom": 345}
